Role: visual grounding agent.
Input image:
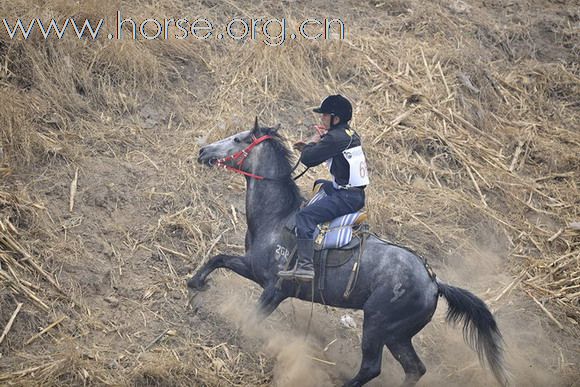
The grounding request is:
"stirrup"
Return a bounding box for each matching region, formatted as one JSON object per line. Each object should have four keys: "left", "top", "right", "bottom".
{"left": 277, "top": 261, "right": 298, "bottom": 279}
{"left": 277, "top": 269, "right": 297, "bottom": 279}
{"left": 293, "top": 269, "right": 315, "bottom": 281}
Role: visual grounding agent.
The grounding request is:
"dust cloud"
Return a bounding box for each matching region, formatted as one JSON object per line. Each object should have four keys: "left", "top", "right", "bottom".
{"left": 196, "top": 247, "right": 577, "bottom": 387}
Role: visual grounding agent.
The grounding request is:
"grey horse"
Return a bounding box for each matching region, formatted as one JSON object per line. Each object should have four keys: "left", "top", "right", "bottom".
{"left": 188, "top": 119, "right": 508, "bottom": 387}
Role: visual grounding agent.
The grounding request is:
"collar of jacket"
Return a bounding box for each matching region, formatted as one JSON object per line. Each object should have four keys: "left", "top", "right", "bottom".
{"left": 328, "top": 121, "right": 349, "bottom": 131}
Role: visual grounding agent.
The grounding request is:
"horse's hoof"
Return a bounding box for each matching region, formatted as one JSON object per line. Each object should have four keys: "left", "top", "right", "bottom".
{"left": 187, "top": 277, "right": 209, "bottom": 291}
{"left": 187, "top": 288, "right": 200, "bottom": 310}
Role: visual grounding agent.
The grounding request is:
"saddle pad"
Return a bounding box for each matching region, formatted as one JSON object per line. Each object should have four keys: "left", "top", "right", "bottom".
{"left": 307, "top": 189, "right": 362, "bottom": 249}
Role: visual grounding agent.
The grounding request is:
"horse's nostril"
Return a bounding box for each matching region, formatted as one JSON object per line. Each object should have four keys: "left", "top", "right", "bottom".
{"left": 198, "top": 148, "right": 208, "bottom": 164}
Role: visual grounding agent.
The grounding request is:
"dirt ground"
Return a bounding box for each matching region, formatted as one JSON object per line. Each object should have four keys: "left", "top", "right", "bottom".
{"left": 1, "top": 0, "right": 578, "bottom": 386}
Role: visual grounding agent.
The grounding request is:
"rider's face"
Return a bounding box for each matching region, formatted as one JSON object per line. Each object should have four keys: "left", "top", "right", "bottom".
{"left": 321, "top": 113, "right": 340, "bottom": 129}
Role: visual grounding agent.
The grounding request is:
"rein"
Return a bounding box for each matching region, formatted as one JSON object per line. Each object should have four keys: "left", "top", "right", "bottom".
{"left": 216, "top": 134, "right": 308, "bottom": 181}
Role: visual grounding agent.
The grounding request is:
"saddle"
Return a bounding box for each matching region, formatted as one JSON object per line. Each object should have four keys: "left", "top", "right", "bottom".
{"left": 275, "top": 184, "right": 369, "bottom": 298}
{"left": 308, "top": 185, "right": 368, "bottom": 250}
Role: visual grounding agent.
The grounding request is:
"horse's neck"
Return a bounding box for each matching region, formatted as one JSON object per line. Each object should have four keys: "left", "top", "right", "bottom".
{"left": 243, "top": 143, "right": 302, "bottom": 248}
{"left": 245, "top": 178, "right": 299, "bottom": 235}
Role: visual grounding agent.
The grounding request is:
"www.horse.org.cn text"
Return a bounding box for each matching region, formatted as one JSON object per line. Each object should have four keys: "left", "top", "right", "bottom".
{"left": 2, "top": 12, "right": 346, "bottom": 46}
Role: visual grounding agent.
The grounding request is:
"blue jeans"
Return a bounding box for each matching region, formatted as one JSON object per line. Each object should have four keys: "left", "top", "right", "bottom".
{"left": 295, "top": 180, "right": 365, "bottom": 240}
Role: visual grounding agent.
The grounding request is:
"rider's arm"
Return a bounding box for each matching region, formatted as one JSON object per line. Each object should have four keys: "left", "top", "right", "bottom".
{"left": 300, "top": 130, "right": 351, "bottom": 167}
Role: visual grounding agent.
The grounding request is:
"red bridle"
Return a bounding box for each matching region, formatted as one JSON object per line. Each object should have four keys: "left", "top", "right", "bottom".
{"left": 215, "top": 134, "right": 273, "bottom": 180}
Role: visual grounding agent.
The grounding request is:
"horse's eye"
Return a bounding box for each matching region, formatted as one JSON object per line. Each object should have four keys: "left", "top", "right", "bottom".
{"left": 234, "top": 137, "right": 241, "bottom": 143}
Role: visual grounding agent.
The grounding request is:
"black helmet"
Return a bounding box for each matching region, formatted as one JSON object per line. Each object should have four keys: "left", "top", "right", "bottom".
{"left": 313, "top": 94, "right": 353, "bottom": 122}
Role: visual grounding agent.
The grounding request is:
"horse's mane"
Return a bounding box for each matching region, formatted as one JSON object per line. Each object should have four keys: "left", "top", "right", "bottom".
{"left": 260, "top": 127, "right": 294, "bottom": 170}
{"left": 258, "top": 126, "right": 304, "bottom": 208}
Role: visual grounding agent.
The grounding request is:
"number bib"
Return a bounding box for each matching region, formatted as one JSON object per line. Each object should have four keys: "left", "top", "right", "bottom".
{"left": 326, "top": 145, "right": 370, "bottom": 188}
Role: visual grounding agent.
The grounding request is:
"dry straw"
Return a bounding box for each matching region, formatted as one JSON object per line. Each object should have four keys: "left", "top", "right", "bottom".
{"left": 1, "top": 0, "right": 578, "bottom": 385}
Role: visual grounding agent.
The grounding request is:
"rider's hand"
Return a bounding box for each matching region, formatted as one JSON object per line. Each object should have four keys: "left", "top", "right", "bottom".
{"left": 306, "top": 132, "right": 322, "bottom": 144}
{"left": 293, "top": 141, "right": 307, "bottom": 151}
{"left": 312, "top": 124, "right": 328, "bottom": 137}
{"left": 294, "top": 126, "right": 326, "bottom": 151}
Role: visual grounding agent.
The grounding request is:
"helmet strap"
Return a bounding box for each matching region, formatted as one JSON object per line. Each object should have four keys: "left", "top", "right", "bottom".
{"left": 329, "top": 113, "right": 338, "bottom": 130}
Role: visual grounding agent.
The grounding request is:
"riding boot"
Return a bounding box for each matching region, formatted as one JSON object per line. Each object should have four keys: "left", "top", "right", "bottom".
{"left": 278, "top": 239, "right": 315, "bottom": 281}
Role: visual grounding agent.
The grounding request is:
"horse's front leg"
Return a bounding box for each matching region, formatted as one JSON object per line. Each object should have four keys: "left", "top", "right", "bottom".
{"left": 187, "top": 254, "right": 254, "bottom": 291}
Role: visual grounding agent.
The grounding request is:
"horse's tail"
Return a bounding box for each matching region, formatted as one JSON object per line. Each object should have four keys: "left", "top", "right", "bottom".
{"left": 437, "top": 279, "right": 509, "bottom": 386}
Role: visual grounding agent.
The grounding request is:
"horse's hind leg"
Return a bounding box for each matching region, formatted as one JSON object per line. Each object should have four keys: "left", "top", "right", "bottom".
{"left": 385, "top": 338, "right": 426, "bottom": 387}
{"left": 343, "top": 311, "right": 385, "bottom": 387}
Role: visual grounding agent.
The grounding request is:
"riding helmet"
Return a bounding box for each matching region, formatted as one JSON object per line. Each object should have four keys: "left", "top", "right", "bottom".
{"left": 313, "top": 94, "right": 353, "bottom": 122}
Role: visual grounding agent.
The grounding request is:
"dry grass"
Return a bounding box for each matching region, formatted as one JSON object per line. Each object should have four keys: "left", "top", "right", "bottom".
{"left": 1, "top": 0, "right": 578, "bottom": 385}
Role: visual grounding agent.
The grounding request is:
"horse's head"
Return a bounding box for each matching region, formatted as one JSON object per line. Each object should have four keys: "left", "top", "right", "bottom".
{"left": 198, "top": 118, "right": 282, "bottom": 177}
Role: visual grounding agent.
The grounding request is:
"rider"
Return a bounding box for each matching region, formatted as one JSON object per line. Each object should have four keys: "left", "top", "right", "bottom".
{"left": 278, "top": 94, "right": 369, "bottom": 281}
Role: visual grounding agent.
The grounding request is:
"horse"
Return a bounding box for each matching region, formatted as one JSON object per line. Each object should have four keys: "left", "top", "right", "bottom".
{"left": 187, "top": 119, "right": 508, "bottom": 387}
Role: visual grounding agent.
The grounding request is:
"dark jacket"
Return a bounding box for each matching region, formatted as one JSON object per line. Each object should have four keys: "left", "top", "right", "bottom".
{"left": 300, "top": 122, "right": 363, "bottom": 187}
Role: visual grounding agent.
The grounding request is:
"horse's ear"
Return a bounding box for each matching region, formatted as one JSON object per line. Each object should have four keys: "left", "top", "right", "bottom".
{"left": 252, "top": 116, "right": 259, "bottom": 134}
